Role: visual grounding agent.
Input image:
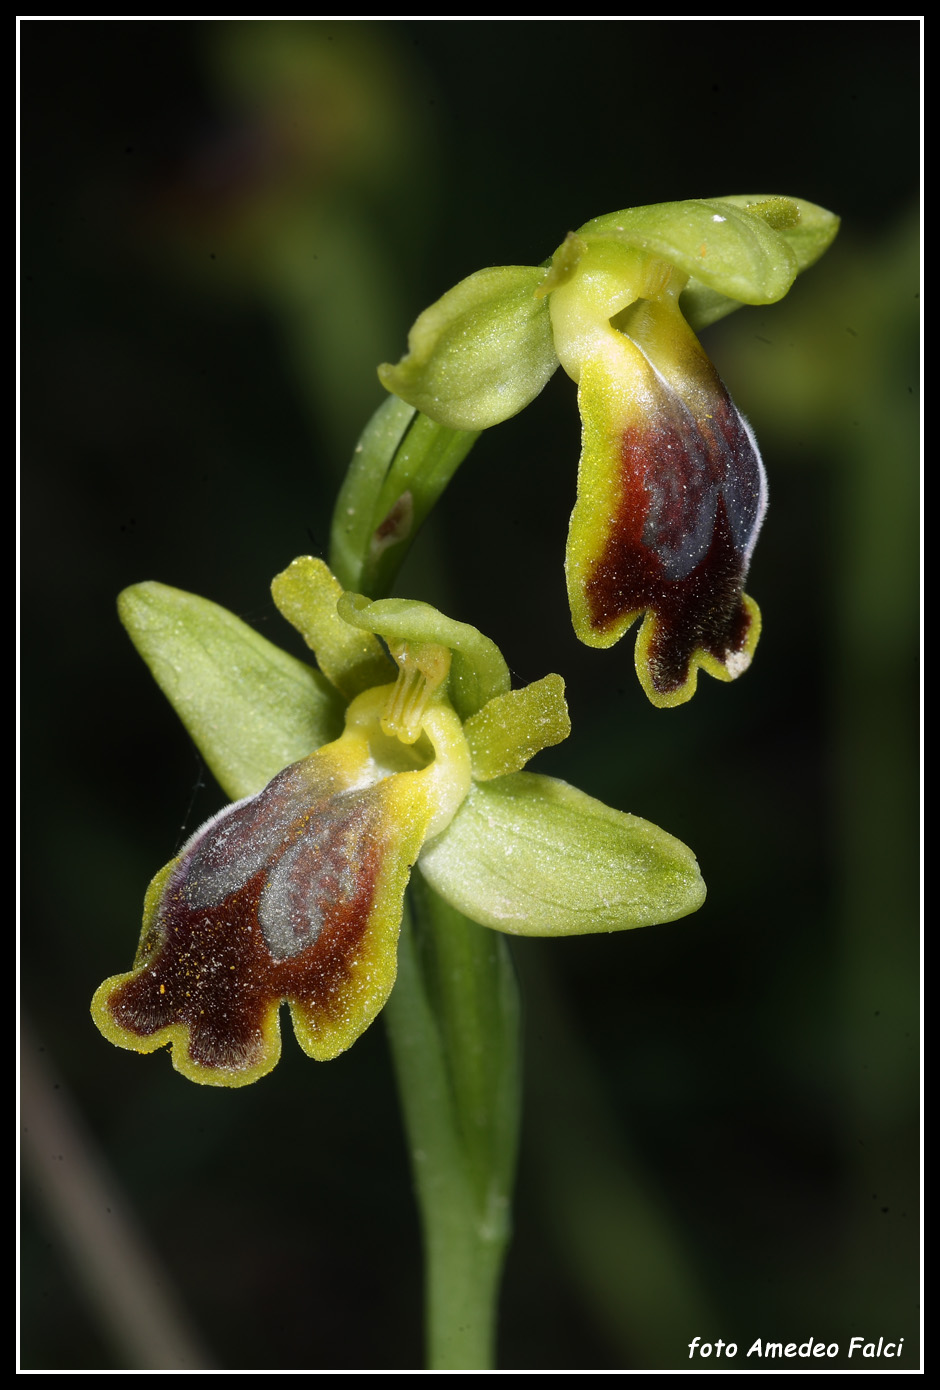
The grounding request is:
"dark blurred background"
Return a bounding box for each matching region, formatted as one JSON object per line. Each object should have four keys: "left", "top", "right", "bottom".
{"left": 20, "top": 19, "right": 920, "bottom": 1370}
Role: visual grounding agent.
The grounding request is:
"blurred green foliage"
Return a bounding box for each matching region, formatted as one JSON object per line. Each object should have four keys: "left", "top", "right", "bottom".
{"left": 21, "top": 19, "right": 919, "bottom": 1370}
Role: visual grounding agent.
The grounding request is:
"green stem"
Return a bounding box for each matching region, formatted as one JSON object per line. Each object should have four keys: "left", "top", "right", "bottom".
{"left": 329, "top": 395, "right": 416, "bottom": 591}
{"left": 383, "top": 881, "right": 521, "bottom": 1370}
{"left": 329, "top": 398, "right": 480, "bottom": 597}
{"left": 331, "top": 392, "right": 515, "bottom": 1367}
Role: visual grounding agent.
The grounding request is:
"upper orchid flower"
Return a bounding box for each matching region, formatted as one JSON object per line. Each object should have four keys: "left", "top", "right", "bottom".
{"left": 378, "top": 195, "right": 839, "bottom": 707}
{"left": 92, "top": 557, "right": 705, "bottom": 1086}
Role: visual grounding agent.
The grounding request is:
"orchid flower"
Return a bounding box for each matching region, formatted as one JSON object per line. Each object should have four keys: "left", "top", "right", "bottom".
{"left": 378, "top": 195, "right": 839, "bottom": 706}
{"left": 92, "top": 557, "right": 705, "bottom": 1086}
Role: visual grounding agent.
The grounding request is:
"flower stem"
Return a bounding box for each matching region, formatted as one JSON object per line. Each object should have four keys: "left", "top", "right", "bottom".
{"left": 329, "top": 398, "right": 480, "bottom": 598}
{"left": 383, "top": 880, "right": 522, "bottom": 1370}
{"left": 332, "top": 393, "right": 513, "bottom": 1367}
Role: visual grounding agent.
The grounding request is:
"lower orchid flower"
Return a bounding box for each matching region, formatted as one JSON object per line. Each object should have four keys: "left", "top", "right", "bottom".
{"left": 92, "top": 557, "right": 706, "bottom": 1086}
{"left": 378, "top": 195, "right": 839, "bottom": 706}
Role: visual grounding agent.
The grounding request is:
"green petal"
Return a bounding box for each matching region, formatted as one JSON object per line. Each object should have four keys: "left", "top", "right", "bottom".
{"left": 464, "top": 674, "right": 571, "bottom": 780}
{"left": 118, "top": 582, "right": 343, "bottom": 801}
{"left": 378, "top": 265, "right": 558, "bottom": 430}
{"left": 418, "top": 772, "right": 706, "bottom": 937}
{"left": 337, "top": 592, "right": 510, "bottom": 720}
{"left": 271, "top": 555, "right": 395, "bottom": 699}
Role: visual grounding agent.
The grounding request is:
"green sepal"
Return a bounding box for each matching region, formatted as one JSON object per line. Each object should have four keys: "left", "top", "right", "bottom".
{"left": 680, "top": 195, "right": 840, "bottom": 329}
{"left": 579, "top": 196, "right": 839, "bottom": 328}
{"left": 464, "top": 674, "right": 571, "bottom": 780}
{"left": 337, "top": 592, "right": 511, "bottom": 720}
{"left": 271, "top": 555, "right": 395, "bottom": 698}
{"left": 378, "top": 265, "right": 557, "bottom": 430}
{"left": 711, "top": 194, "right": 841, "bottom": 276}
{"left": 118, "top": 582, "right": 344, "bottom": 801}
{"left": 418, "top": 772, "right": 706, "bottom": 936}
